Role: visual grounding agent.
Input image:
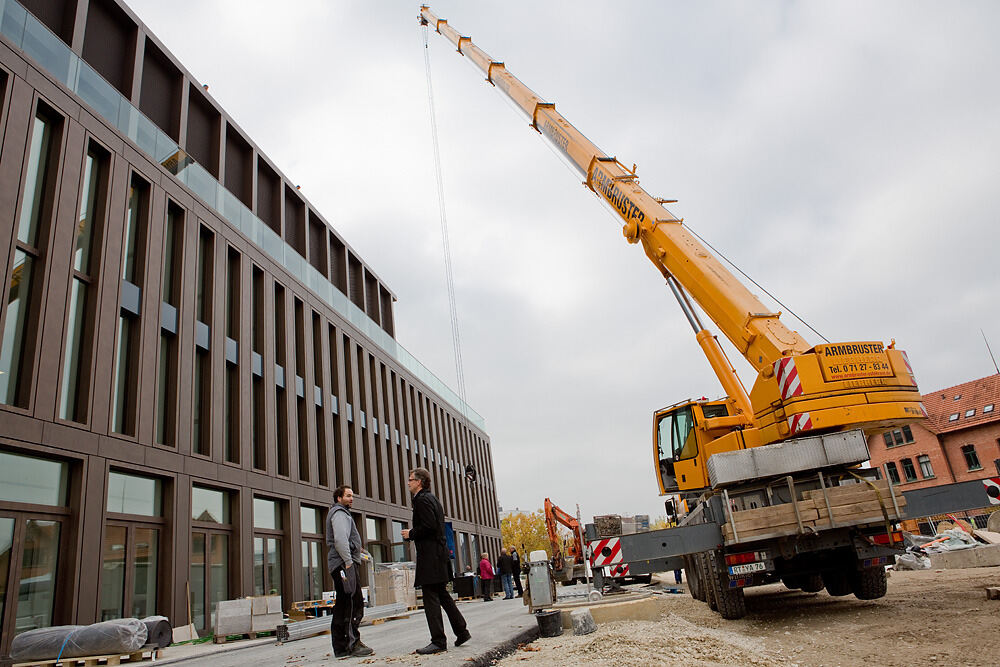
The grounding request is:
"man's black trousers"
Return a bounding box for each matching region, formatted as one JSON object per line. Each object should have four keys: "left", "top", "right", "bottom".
{"left": 330, "top": 565, "right": 364, "bottom": 653}
{"left": 421, "top": 582, "right": 468, "bottom": 648}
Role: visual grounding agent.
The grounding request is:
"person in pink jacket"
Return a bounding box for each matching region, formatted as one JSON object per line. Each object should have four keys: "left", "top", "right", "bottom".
{"left": 478, "top": 553, "right": 494, "bottom": 602}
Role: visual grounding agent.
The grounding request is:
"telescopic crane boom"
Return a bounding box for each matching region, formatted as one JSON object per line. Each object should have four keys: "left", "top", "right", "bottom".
{"left": 419, "top": 6, "right": 925, "bottom": 495}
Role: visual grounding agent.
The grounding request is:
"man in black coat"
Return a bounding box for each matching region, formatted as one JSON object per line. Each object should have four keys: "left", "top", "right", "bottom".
{"left": 401, "top": 467, "right": 471, "bottom": 655}
{"left": 509, "top": 546, "right": 524, "bottom": 597}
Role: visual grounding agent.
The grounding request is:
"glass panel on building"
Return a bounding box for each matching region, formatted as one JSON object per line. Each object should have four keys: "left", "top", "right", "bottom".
{"left": 253, "top": 498, "right": 281, "bottom": 530}
{"left": 192, "top": 486, "right": 230, "bottom": 524}
{"left": 15, "top": 519, "right": 61, "bottom": 634}
{"left": 107, "top": 471, "right": 162, "bottom": 516}
{"left": 0, "top": 452, "right": 68, "bottom": 506}
{"left": 0, "top": 518, "right": 12, "bottom": 631}
{"left": 132, "top": 528, "right": 158, "bottom": 617}
{"left": 300, "top": 506, "right": 320, "bottom": 535}
{"left": 100, "top": 525, "right": 127, "bottom": 620}
{"left": 918, "top": 454, "right": 934, "bottom": 478}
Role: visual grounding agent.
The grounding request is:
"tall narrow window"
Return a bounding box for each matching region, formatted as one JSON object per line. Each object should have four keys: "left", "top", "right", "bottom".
{"left": 274, "top": 283, "right": 289, "bottom": 476}
{"left": 113, "top": 175, "right": 149, "bottom": 435}
{"left": 224, "top": 247, "right": 240, "bottom": 463}
{"left": 962, "top": 444, "right": 981, "bottom": 471}
{"left": 251, "top": 266, "right": 265, "bottom": 470}
{"left": 294, "top": 298, "right": 308, "bottom": 482}
{"left": 2, "top": 107, "right": 60, "bottom": 406}
{"left": 193, "top": 349, "right": 210, "bottom": 456}
{"left": 313, "top": 312, "right": 328, "bottom": 486}
{"left": 156, "top": 204, "right": 183, "bottom": 446}
{"left": 59, "top": 144, "right": 107, "bottom": 421}
{"left": 225, "top": 363, "right": 239, "bottom": 463}
{"left": 196, "top": 227, "right": 213, "bottom": 324}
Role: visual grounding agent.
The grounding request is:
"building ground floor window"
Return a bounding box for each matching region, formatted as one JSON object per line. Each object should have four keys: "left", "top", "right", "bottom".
{"left": 191, "top": 531, "right": 229, "bottom": 632}
{"left": 100, "top": 524, "right": 159, "bottom": 621}
{"left": 0, "top": 515, "right": 63, "bottom": 636}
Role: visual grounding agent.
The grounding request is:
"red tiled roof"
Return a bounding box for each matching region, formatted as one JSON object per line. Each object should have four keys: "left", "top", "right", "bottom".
{"left": 921, "top": 373, "right": 1000, "bottom": 434}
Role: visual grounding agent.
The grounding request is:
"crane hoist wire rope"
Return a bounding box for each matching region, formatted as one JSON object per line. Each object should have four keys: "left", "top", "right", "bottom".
{"left": 421, "top": 22, "right": 473, "bottom": 434}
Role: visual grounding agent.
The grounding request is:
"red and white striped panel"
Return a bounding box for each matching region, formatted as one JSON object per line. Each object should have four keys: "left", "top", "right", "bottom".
{"left": 984, "top": 478, "right": 1000, "bottom": 506}
{"left": 787, "top": 412, "right": 812, "bottom": 435}
{"left": 607, "top": 563, "right": 630, "bottom": 578}
{"left": 901, "top": 351, "right": 919, "bottom": 388}
{"left": 589, "top": 537, "right": 623, "bottom": 567}
{"left": 774, "top": 357, "right": 803, "bottom": 400}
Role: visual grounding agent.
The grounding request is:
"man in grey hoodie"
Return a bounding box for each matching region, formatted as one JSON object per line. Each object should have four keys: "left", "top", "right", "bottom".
{"left": 325, "top": 485, "right": 373, "bottom": 658}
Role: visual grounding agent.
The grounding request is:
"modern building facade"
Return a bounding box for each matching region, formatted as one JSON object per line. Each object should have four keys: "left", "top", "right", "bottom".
{"left": 0, "top": 0, "right": 500, "bottom": 654}
{"left": 867, "top": 373, "right": 1000, "bottom": 530}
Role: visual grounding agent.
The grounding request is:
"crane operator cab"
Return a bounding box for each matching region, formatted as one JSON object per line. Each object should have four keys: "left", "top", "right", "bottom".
{"left": 654, "top": 398, "right": 747, "bottom": 495}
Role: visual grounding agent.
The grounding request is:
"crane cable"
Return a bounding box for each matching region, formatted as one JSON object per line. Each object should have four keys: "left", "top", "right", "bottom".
{"left": 421, "top": 24, "right": 474, "bottom": 433}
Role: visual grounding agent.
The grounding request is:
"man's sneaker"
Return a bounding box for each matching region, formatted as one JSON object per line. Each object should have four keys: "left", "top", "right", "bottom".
{"left": 455, "top": 630, "right": 472, "bottom": 647}
{"left": 350, "top": 642, "right": 374, "bottom": 657}
{"left": 415, "top": 643, "right": 446, "bottom": 655}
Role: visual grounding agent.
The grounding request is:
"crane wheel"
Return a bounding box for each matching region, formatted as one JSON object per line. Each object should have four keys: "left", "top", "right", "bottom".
{"left": 822, "top": 568, "right": 853, "bottom": 597}
{"left": 851, "top": 567, "right": 887, "bottom": 600}
{"left": 684, "top": 555, "right": 704, "bottom": 602}
{"left": 703, "top": 550, "right": 747, "bottom": 619}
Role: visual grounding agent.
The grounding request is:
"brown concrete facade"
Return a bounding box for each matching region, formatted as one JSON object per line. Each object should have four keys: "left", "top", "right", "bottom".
{"left": 0, "top": 0, "right": 500, "bottom": 657}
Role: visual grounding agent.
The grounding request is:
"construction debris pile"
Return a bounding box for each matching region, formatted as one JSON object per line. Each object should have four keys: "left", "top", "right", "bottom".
{"left": 894, "top": 520, "right": 1000, "bottom": 570}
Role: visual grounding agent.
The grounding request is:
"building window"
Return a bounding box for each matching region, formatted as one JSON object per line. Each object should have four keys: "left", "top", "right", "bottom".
{"left": 156, "top": 204, "right": 183, "bottom": 446}
{"left": 948, "top": 413, "right": 959, "bottom": 422}
{"left": 191, "top": 486, "right": 231, "bottom": 633}
{"left": 882, "top": 425, "right": 915, "bottom": 448}
{"left": 962, "top": 444, "right": 982, "bottom": 471}
{"left": 985, "top": 404, "right": 994, "bottom": 414}
{"left": 391, "top": 520, "right": 408, "bottom": 562}
{"left": 885, "top": 462, "right": 900, "bottom": 485}
{"left": 1, "top": 107, "right": 61, "bottom": 407}
{"left": 112, "top": 176, "right": 149, "bottom": 435}
{"left": 366, "top": 517, "right": 386, "bottom": 564}
{"left": 253, "top": 498, "right": 283, "bottom": 597}
{"left": 918, "top": 455, "right": 934, "bottom": 478}
{"left": 965, "top": 409, "right": 976, "bottom": 418}
{"left": 900, "top": 458, "right": 917, "bottom": 482}
{"left": 300, "top": 506, "right": 325, "bottom": 602}
{"left": 59, "top": 144, "right": 108, "bottom": 422}
{"left": 103, "top": 471, "right": 163, "bottom": 621}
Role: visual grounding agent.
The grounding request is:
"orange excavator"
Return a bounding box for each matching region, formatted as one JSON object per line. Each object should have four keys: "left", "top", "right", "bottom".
{"left": 543, "top": 498, "right": 585, "bottom": 585}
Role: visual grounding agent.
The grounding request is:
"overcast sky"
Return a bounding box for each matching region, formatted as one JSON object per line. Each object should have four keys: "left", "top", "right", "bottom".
{"left": 128, "top": 0, "right": 1000, "bottom": 522}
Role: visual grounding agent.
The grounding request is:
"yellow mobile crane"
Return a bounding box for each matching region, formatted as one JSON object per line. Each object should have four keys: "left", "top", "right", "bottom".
{"left": 420, "top": 8, "right": 926, "bottom": 617}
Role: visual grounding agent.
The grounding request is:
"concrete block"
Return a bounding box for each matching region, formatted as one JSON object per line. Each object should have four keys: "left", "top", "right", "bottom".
{"left": 570, "top": 608, "right": 597, "bottom": 635}
{"left": 928, "top": 544, "right": 1000, "bottom": 569}
{"left": 560, "top": 595, "right": 663, "bottom": 628}
{"left": 216, "top": 599, "right": 252, "bottom": 635}
{"left": 265, "top": 594, "right": 282, "bottom": 614}
{"left": 251, "top": 612, "right": 283, "bottom": 632}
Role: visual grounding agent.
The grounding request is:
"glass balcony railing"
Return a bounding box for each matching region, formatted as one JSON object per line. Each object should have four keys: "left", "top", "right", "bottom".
{"left": 0, "top": 0, "right": 485, "bottom": 429}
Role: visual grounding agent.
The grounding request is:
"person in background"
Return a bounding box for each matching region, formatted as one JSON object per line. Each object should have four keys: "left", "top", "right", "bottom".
{"left": 401, "top": 467, "right": 471, "bottom": 655}
{"left": 497, "top": 548, "right": 515, "bottom": 599}
{"left": 478, "top": 552, "right": 495, "bottom": 602}
{"left": 325, "top": 486, "right": 374, "bottom": 659}
{"left": 509, "top": 546, "right": 524, "bottom": 597}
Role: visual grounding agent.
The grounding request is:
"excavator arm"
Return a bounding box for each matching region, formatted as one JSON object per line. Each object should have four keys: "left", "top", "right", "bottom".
{"left": 543, "top": 498, "right": 583, "bottom": 562}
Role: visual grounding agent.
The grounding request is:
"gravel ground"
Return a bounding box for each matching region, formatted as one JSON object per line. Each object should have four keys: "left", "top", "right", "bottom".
{"left": 496, "top": 566, "right": 1000, "bottom": 666}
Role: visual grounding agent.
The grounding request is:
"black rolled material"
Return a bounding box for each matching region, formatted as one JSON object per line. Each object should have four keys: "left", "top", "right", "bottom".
{"left": 140, "top": 616, "right": 173, "bottom": 648}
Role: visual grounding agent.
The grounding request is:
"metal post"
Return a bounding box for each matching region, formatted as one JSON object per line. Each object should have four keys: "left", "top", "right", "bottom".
{"left": 576, "top": 504, "right": 592, "bottom": 593}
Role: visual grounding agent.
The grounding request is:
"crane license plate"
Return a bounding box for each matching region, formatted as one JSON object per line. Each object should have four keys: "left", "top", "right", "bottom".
{"left": 728, "top": 562, "right": 765, "bottom": 575}
{"left": 815, "top": 342, "right": 894, "bottom": 381}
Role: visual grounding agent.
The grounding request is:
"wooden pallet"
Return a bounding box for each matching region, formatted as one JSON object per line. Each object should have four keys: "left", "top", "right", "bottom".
{"left": 14, "top": 648, "right": 164, "bottom": 667}
{"left": 213, "top": 631, "right": 273, "bottom": 644}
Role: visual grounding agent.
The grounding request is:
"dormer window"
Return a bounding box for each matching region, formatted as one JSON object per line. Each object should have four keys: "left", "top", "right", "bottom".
{"left": 965, "top": 409, "right": 976, "bottom": 417}
{"left": 948, "top": 413, "right": 959, "bottom": 421}
{"left": 985, "top": 404, "right": 994, "bottom": 413}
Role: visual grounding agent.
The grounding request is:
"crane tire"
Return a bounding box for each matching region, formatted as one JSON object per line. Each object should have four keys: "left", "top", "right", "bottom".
{"left": 704, "top": 550, "right": 746, "bottom": 619}
{"left": 822, "top": 568, "right": 853, "bottom": 597}
{"left": 852, "top": 567, "right": 887, "bottom": 600}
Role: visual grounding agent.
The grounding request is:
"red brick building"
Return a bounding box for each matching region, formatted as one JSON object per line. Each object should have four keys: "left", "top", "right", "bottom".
{"left": 867, "top": 374, "right": 1000, "bottom": 494}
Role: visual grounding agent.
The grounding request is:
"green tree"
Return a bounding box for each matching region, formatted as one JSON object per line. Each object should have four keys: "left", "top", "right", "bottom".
{"left": 500, "top": 509, "right": 550, "bottom": 560}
